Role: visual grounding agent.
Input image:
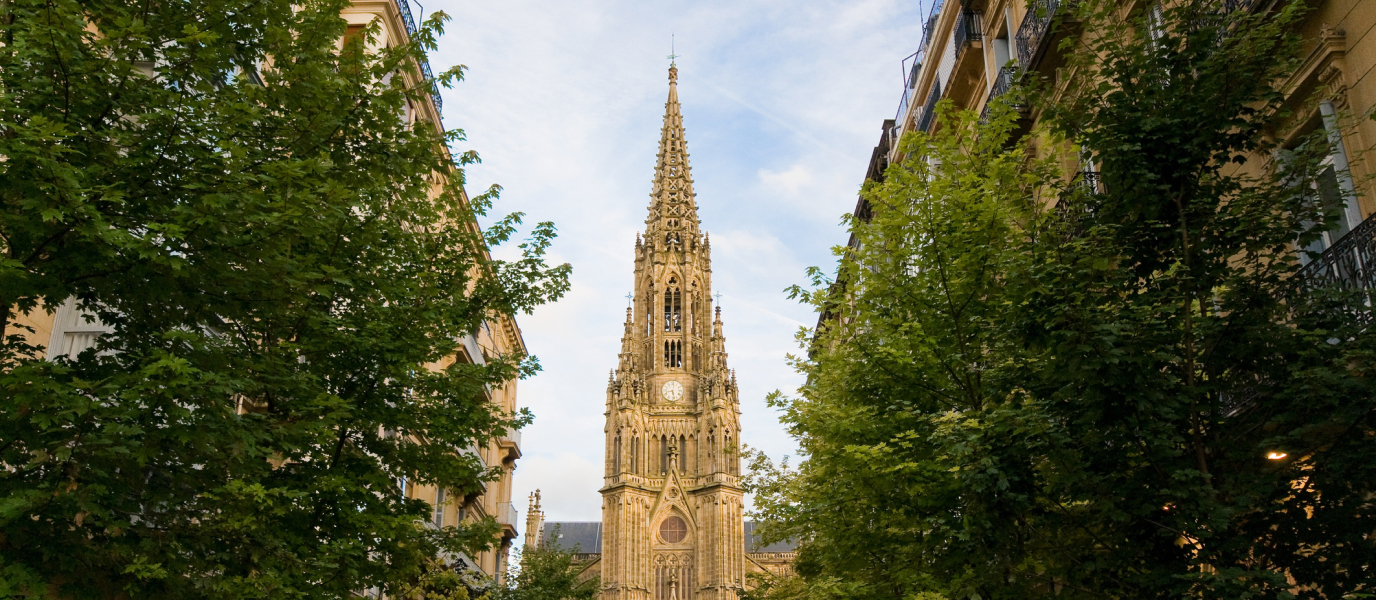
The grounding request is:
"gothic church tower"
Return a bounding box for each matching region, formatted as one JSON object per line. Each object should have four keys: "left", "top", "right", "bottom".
{"left": 601, "top": 64, "right": 745, "bottom": 600}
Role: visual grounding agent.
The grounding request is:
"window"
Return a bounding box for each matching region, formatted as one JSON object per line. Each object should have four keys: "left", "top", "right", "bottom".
{"left": 663, "top": 340, "right": 682, "bottom": 368}
{"left": 660, "top": 436, "right": 669, "bottom": 474}
{"left": 659, "top": 515, "right": 688, "bottom": 543}
{"left": 1300, "top": 100, "right": 1362, "bottom": 262}
{"left": 614, "top": 434, "right": 622, "bottom": 473}
{"left": 663, "top": 280, "right": 682, "bottom": 332}
{"left": 433, "top": 488, "right": 446, "bottom": 527}
{"left": 1146, "top": 3, "right": 1166, "bottom": 46}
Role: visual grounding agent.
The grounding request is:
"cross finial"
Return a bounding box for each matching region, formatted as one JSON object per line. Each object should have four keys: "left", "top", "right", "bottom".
{"left": 626, "top": 292, "right": 634, "bottom": 306}
{"left": 667, "top": 34, "right": 679, "bottom": 65}
{"left": 714, "top": 291, "right": 722, "bottom": 304}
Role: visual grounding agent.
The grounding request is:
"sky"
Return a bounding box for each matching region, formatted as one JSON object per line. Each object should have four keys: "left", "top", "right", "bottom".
{"left": 427, "top": 0, "right": 925, "bottom": 522}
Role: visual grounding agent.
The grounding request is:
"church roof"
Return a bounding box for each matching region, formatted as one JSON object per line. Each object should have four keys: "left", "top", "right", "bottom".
{"left": 744, "top": 521, "right": 797, "bottom": 553}
{"left": 542, "top": 522, "right": 602, "bottom": 553}
{"left": 541, "top": 521, "right": 797, "bottom": 553}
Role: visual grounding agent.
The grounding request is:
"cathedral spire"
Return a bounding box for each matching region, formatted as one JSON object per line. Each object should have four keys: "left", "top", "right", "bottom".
{"left": 595, "top": 64, "right": 750, "bottom": 600}
{"left": 647, "top": 64, "right": 700, "bottom": 240}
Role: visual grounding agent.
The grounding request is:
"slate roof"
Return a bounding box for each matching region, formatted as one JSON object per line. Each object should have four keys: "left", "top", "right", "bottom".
{"left": 542, "top": 522, "right": 602, "bottom": 553}
{"left": 541, "top": 521, "right": 796, "bottom": 553}
{"left": 744, "top": 521, "right": 797, "bottom": 553}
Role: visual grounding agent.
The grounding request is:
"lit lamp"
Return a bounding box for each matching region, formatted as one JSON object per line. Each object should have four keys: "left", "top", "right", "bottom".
{"left": 1266, "top": 452, "right": 1288, "bottom": 460}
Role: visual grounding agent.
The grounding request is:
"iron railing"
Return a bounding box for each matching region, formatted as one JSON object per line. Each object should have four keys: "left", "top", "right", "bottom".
{"left": 1048, "top": 170, "right": 1102, "bottom": 239}
{"left": 923, "top": 0, "right": 947, "bottom": 47}
{"left": 954, "top": 11, "right": 984, "bottom": 57}
{"left": 393, "top": 0, "right": 444, "bottom": 112}
{"left": 894, "top": 52, "right": 922, "bottom": 138}
{"left": 980, "top": 65, "right": 1019, "bottom": 121}
{"left": 916, "top": 81, "right": 943, "bottom": 133}
{"left": 990, "top": 65, "right": 1017, "bottom": 101}
{"left": 1222, "top": 0, "right": 1263, "bottom": 14}
{"left": 1015, "top": 0, "right": 1070, "bottom": 70}
{"left": 1297, "top": 212, "right": 1376, "bottom": 300}
{"left": 1078, "top": 170, "right": 1103, "bottom": 194}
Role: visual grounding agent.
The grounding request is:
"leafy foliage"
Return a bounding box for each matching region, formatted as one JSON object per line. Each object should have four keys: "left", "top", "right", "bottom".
{"left": 0, "top": 0, "right": 570, "bottom": 597}
{"left": 494, "top": 537, "right": 600, "bottom": 600}
{"left": 747, "top": 1, "right": 1376, "bottom": 598}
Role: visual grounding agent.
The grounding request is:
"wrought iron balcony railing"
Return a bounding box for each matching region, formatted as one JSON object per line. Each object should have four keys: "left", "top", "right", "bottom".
{"left": 1078, "top": 170, "right": 1103, "bottom": 194}
{"left": 1296, "top": 212, "right": 1376, "bottom": 304}
{"left": 954, "top": 11, "right": 984, "bottom": 57}
{"left": 894, "top": 53, "right": 922, "bottom": 133}
{"left": 916, "top": 81, "right": 943, "bottom": 133}
{"left": 393, "top": 0, "right": 444, "bottom": 113}
{"left": 1015, "top": 0, "right": 1071, "bottom": 70}
{"left": 980, "top": 65, "right": 1020, "bottom": 122}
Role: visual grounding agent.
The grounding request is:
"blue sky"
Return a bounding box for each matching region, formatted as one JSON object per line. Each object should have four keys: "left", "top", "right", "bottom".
{"left": 429, "top": 0, "right": 925, "bottom": 521}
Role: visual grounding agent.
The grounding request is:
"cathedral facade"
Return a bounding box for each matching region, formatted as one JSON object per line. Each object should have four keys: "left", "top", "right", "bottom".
{"left": 534, "top": 65, "right": 793, "bottom": 600}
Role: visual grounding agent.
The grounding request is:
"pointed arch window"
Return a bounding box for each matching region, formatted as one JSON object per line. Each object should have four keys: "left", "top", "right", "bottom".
{"left": 664, "top": 279, "right": 682, "bottom": 332}
{"left": 708, "top": 428, "right": 717, "bottom": 472}
{"left": 645, "top": 292, "right": 654, "bottom": 337}
{"left": 725, "top": 430, "right": 735, "bottom": 475}
{"left": 660, "top": 435, "right": 669, "bottom": 474}
{"left": 614, "top": 432, "right": 622, "bottom": 473}
{"left": 663, "top": 340, "right": 682, "bottom": 368}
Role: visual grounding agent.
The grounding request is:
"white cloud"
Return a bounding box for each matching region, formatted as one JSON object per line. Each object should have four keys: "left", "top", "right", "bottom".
{"left": 512, "top": 452, "right": 604, "bottom": 522}
{"left": 758, "top": 164, "right": 814, "bottom": 197}
{"left": 429, "top": 0, "right": 926, "bottom": 520}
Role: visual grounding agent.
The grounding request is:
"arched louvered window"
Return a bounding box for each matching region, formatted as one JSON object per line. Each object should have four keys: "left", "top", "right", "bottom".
{"left": 663, "top": 279, "right": 682, "bottom": 332}
{"left": 614, "top": 433, "right": 622, "bottom": 473}
{"left": 645, "top": 293, "right": 654, "bottom": 337}
{"left": 663, "top": 340, "right": 682, "bottom": 368}
{"left": 725, "top": 431, "right": 735, "bottom": 475}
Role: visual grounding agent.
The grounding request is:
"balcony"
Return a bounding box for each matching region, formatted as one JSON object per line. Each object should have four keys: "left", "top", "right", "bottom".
{"left": 953, "top": 11, "right": 983, "bottom": 59}
{"left": 498, "top": 426, "right": 522, "bottom": 462}
{"left": 1297, "top": 212, "right": 1376, "bottom": 316}
{"left": 1049, "top": 170, "right": 1102, "bottom": 239}
{"left": 496, "top": 501, "right": 519, "bottom": 539}
{"left": 916, "top": 81, "right": 943, "bottom": 133}
{"left": 893, "top": 52, "right": 923, "bottom": 140}
{"left": 392, "top": 0, "right": 443, "bottom": 112}
{"left": 980, "top": 65, "right": 1025, "bottom": 128}
{"left": 946, "top": 9, "right": 985, "bottom": 107}
{"left": 1015, "top": 0, "right": 1078, "bottom": 73}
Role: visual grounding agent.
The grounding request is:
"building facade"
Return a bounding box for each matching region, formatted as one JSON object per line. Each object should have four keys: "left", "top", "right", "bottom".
{"left": 6, "top": 0, "right": 525, "bottom": 585}
{"left": 820, "top": 0, "right": 1376, "bottom": 333}
{"left": 536, "top": 65, "right": 793, "bottom": 600}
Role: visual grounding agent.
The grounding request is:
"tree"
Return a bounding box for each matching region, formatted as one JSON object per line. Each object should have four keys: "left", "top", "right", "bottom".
{"left": 747, "top": 0, "right": 1376, "bottom": 598}
{"left": 494, "top": 537, "right": 600, "bottom": 600}
{"left": 0, "top": 0, "right": 570, "bottom": 597}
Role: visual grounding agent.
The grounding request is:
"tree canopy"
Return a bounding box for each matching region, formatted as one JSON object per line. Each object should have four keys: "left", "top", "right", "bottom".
{"left": 493, "top": 537, "right": 600, "bottom": 600}
{"left": 747, "top": 1, "right": 1376, "bottom": 598}
{"left": 0, "top": 0, "right": 569, "bottom": 597}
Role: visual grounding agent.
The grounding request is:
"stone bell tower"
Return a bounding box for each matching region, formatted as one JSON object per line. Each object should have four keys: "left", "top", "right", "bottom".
{"left": 600, "top": 63, "right": 745, "bottom": 600}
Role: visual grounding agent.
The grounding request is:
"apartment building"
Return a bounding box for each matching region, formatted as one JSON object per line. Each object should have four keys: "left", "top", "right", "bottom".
{"left": 834, "top": 0, "right": 1374, "bottom": 291}
{"left": 344, "top": 4, "right": 526, "bottom": 583}
{"left": 7, "top": 0, "right": 525, "bottom": 587}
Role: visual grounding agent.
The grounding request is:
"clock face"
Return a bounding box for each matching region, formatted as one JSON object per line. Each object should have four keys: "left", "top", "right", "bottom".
{"left": 661, "top": 381, "right": 684, "bottom": 403}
